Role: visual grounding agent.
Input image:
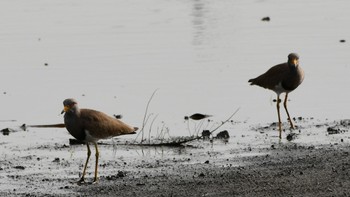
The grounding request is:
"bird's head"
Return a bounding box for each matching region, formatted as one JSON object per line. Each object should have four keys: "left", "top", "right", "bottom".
{"left": 61, "top": 98, "right": 78, "bottom": 114}
{"left": 288, "top": 53, "right": 299, "bottom": 66}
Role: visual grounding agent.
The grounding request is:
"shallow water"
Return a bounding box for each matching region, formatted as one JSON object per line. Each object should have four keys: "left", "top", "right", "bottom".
{"left": 0, "top": 0, "right": 350, "bottom": 154}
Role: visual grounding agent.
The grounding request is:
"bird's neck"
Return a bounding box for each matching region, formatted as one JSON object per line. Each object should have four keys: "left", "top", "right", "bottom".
{"left": 288, "top": 63, "right": 298, "bottom": 72}
{"left": 68, "top": 106, "right": 81, "bottom": 117}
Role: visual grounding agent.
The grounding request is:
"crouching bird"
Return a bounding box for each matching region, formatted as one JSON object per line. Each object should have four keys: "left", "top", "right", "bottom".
{"left": 248, "top": 53, "right": 304, "bottom": 139}
{"left": 61, "top": 98, "right": 138, "bottom": 184}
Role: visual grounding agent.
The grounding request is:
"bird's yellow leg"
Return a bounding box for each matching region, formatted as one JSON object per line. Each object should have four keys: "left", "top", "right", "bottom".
{"left": 93, "top": 142, "right": 99, "bottom": 183}
{"left": 283, "top": 93, "right": 295, "bottom": 129}
{"left": 276, "top": 94, "right": 282, "bottom": 139}
{"left": 78, "top": 143, "right": 91, "bottom": 183}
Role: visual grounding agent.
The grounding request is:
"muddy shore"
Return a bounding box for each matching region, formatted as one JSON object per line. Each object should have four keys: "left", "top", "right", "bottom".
{"left": 1, "top": 139, "right": 350, "bottom": 196}
{"left": 75, "top": 145, "right": 350, "bottom": 197}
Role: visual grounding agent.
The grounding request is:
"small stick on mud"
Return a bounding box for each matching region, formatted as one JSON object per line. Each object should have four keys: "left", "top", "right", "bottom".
{"left": 22, "top": 123, "right": 65, "bottom": 130}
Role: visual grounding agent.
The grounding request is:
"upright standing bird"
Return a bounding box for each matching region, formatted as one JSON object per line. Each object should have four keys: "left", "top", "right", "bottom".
{"left": 248, "top": 53, "right": 304, "bottom": 139}
{"left": 61, "top": 98, "right": 138, "bottom": 184}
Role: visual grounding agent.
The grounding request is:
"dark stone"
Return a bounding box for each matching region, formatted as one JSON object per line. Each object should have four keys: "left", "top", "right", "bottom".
{"left": 198, "top": 172, "right": 205, "bottom": 177}
{"left": 202, "top": 130, "right": 210, "bottom": 139}
{"left": 327, "top": 126, "right": 347, "bottom": 135}
{"left": 286, "top": 133, "right": 297, "bottom": 141}
{"left": 261, "top": 16, "right": 270, "bottom": 21}
{"left": 1, "top": 128, "right": 11, "bottom": 135}
{"left": 113, "top": 114, "right": 123, "bottom": 119}
{"left": 216, "top": 130, "right": 230, "bottom": 139}
{"left": 14, "top": 166, "right": 25, "bottom": 170}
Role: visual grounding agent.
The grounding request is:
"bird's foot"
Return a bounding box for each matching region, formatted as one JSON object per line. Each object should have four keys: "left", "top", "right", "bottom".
{"left": 90, "top": 181, "right": 98, "bottom": 185}
{"left": 75, "top": 178, "right": 88, "bottom": 185}
{"left": 91, "top": 178, "right": 99, "bottom": 184}
{"left": 289, "top": 124, "right": 295, "bottom": 130}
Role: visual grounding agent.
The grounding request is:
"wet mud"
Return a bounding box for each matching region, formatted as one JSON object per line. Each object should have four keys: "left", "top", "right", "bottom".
{"left": 1, "top": 119, "right": 350, "bottom": 196}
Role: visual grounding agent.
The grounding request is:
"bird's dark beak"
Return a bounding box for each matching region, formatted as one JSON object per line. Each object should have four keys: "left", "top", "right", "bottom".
{"left": 61, "top": 106, "right": 69, "bottom": 114}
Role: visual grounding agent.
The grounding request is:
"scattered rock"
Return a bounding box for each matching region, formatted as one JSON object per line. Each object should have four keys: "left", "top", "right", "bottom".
{"left": 113, "top": 114, "right": 123, "bottom": 119}
{"left": 44, "top": 63, "right": 48, "bottom": 66}
{"left": 117, "top": 170, "right": 126, "bottom": 178}
{"left": 106, "top": 171, "right": 126, "bottom": 180}
{"left": 286, "top": 133, "right": 298, "bottom": 141}
{"left": 1, "top": 128, "right": 11, "bottom": 135}
{"left": 52, "top": 158, "right": 60, "bottom": 163}
{"left": 202, "top": 130, "right": 210, "bottom": 139}
{"left": 261, "top": 16, "right": 270, "bottom": 21}
{"left": 204, "top": 160, "right": 209, "bottom": 164}
{"left": 327, "top": 126, "right": 347, "bottom": 135}
{"left": 340, "top": 119, "right": 350, "bottom": 126}
{"left": 20, "top": 124, "right": 27, "bottom": 131}
{"left": 340, "top": 39, "right": 346, "bottom": 43}
{"left": 13, "top": 166, "right": 25, "bottom": 170}
{"left": 216, "top": 130, "right": 230, "bottom": 139}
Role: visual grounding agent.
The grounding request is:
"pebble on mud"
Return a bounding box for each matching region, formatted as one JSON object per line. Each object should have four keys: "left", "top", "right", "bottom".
{"left": 286, "top": 133, "right": 298, "bottom": 141}
{"left": 13, "top": 166, "right": 25, "bottom": 170}
{"left": 216, "top": 130, "right": 230, "bottom": 139}
{"left": 327, "top": 126, "right": 347, "bottom": 135}
{"left": 202, "top": 130, "right": 210, "bottom": 139}
{"left": 113, "top": 114, "right": 123, "bottom": 119}
{"left": 1, "top": 128, "right": 11, "bottom": 135}
{"left": 261, "top": 16, "right": 270, "bottom": 21}
{"left": 106, "top": 171, "right": 126, "bottom": 180}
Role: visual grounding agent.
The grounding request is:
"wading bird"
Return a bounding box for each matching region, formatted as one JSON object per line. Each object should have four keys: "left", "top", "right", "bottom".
{"left": 61, "top": 98, "right": 137, "bottom": 184}
{"left": 248, "top": 53, "right": 304, "bottom": 139}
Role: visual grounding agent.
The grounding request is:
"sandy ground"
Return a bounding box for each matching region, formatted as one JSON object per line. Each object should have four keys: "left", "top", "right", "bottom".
{"left": 1, "top": 119, "right": 350, "bottom": 197}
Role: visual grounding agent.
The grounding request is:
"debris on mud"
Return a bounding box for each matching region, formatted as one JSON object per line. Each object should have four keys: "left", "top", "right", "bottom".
{"left": 216, "top": 130, "right": 230, "bottom": 139}
{"left": 327, "top": 119, "right": 350, "bottom": 135}
{"left": 201, "top": 130, "right": 210, "bottom": 139}
{"left": 1, "top": 128, "right": 13, "bottom": 135}
{"left": 261, "top": 16, "right": 271, "bottom": 21}
{"left": 286, "top": 132, "right": 298, "bottom": 141}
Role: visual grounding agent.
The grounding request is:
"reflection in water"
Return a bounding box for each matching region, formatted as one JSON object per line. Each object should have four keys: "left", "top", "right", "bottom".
{"left": 192, "top": 0, "right": 207, "bottom": 46}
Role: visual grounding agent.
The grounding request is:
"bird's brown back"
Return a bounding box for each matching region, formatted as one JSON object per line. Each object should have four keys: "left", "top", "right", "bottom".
{"left": 80, "top": 109, "right": 137, "bottom": 140}
{"left": 248, "top": 62, "right": 304, "bottom": 92}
